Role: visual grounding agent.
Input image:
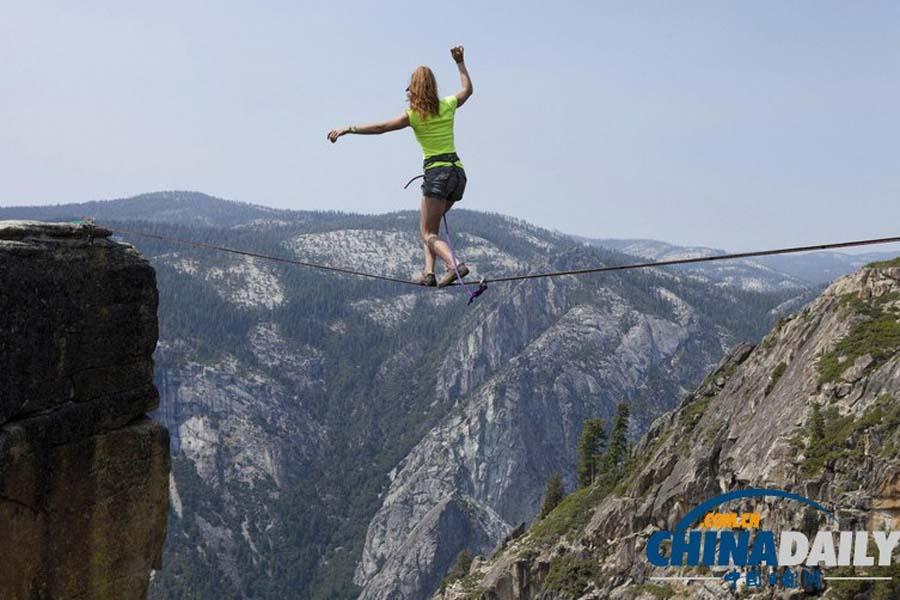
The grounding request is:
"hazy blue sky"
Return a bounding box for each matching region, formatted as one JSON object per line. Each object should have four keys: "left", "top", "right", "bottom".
{"left": 2, "top": 1, "right": 898, "bottom": 250}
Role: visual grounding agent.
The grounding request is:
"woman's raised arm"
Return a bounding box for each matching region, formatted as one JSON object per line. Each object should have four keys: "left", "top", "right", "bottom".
{"left": 328, "top": 112, "right": 410, "bottom": 143}
{"left": 451, "top": 46, "right": 473, "bottom": 107}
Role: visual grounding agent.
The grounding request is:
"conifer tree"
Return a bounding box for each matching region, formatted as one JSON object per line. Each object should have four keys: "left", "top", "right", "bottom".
{"left": 809, "top": 402, "right": 825, "bottom": 443}
{"left": 602, "top": 403, "right": 630, "bottom": 476}
{"left": 577, "top": 418, "right": 607, "bottom": 487}
{"left": 540, "top": 473, "right": 566, "bottom": 518}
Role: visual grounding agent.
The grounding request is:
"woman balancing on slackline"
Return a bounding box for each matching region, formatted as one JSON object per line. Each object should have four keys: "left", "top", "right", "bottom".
{"left": 328, "top": 45, "right": 473, "bottom": 287}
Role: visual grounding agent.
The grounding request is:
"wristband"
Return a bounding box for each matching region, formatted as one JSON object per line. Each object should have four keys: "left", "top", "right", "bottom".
{"left": 349, "top": 125, "right": 358, "bottom": 134}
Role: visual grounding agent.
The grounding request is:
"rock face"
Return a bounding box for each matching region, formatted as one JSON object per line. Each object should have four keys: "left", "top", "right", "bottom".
{"left": 0, "top": 221, "right": 169, "bottom": 599}
{"left": 444, "top": 262, "right": 900, "bottom": 599}
{"left": 355, "top": 275, "right": 742, "bottom": 599}
{"left": 360, "top": 494, "right": 510, "bottom": 600}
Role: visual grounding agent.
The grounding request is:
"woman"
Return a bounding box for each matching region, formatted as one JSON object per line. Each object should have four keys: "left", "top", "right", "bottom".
{"left": 328, "top": 45, "right": 473, "bottom": 288}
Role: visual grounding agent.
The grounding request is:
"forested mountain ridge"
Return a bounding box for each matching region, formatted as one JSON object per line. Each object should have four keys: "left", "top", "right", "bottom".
{"left": 1, "top": 191, "right": 285, "bottom": 226}
{"left": 583, "top": 237, "right": 899, "bottom": 290}
{"left": 1, "top": 192, "right": 820, "bottom": 599}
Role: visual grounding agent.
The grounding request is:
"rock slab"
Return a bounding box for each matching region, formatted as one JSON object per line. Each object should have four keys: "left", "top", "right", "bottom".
{"left": 0, "top": 220, "right": 169, "bottom": 599}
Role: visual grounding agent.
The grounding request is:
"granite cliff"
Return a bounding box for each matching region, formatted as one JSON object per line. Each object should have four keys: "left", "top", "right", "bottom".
{"left": 440, "top": 259, "right": 900, "bottom": 599}
{"left": 0, "top": 221, "right": 170, "bottom": 599}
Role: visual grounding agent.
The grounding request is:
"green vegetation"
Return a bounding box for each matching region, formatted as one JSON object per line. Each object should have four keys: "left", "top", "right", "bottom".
{"left": 676, "top": 396, "right": 713, "bottom": 454}
{"left": 818, "top": 292, "right": 900, "bottom": 384}
{"left": 440, "top": 570, "right": 484, "bottom": 600}
{"left": 761, "top": 332, "right": 778, "bottom": 350}
{"left": 543, "top": 552, "right": 604, "bottom": 597}
{"left": 809, "top": 402, "right": 825, "bottom": 443}
{"left": 801, "top": 394, "right": 900, "bottom": 477}
{"left": 515, "top": 546, "right": 540, "bottom": 562}
{"left": 438, "top": 549, "right": 472, "bottom": 593}
{"left": 540, "top": 473, "right": 566, "bottom": 519}
{"left": 601, "top": 403, "right": 630, "bottom": 477}
{"left": 608, "top": 427, "right": 671, "bottom": 497}
{"left": 529, "top": 480, "right": 613, "bottom": 545}
{"left": 701, "top": 361, "right": 739, "bottom": 388}
{"left": 759, "top": 317, "right": 791, "bottom": 351}
{"left": 827, "top": 563, "right": 900, "bottom": 599}
{"left": 635, "top": 583, "right": 676, "bottom": 599}
{"left": 533, "top": 406, "right": 634, "bottom": 544}
{"left": 865, "top": 256, "right": 900, "bottom": 269}
{"left": 577, "top": 418, "right": 607, "bottom": 487}
{"left": 764, "top": 361, "right": 787, "bottom": 395}
{"left": 680, "top": 396, "right": 711, "bottom": 431}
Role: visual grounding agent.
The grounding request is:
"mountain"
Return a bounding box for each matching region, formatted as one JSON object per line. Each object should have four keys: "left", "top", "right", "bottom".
{"left": 0, "top": 192, "right": 818, "bottom": 599}
{"left": 761, "top": 252, "right": 900, "bottom": 286}
{"left": 0, "top": 190, "right": 286, "bottom": 227}
{"left": 442, "top": 259, "right": 900, "bottom": 599}
{"left": 585, "top": 237, "right": 899, "bottom": 291}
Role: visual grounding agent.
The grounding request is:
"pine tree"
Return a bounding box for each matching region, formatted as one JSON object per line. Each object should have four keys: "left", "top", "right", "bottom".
{"left": 602, "top": 403, "right": 630, "bottom": 477}
{"left": 577, "top": 418, "right": 607, "bottom": 487}
{"left": 540, "top": 473, "right": 566, "bottom": 518}
{"left": 809, "top": 403, "right": 825, "bottom": 442}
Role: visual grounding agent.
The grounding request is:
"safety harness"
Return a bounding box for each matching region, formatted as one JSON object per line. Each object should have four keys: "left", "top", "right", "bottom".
{"left": 402, "top": 152, "right": 462, "bottom": 189}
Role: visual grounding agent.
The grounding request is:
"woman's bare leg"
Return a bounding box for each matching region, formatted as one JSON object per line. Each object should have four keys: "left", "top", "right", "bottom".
{"left": 422, "top": 242, "right": 436, "bottom": 273}
{"left": 418, "top": 203, "right": 436, "bottom": 272}
{"left": 420, "top": 196, "right": 454, "bottom": 265}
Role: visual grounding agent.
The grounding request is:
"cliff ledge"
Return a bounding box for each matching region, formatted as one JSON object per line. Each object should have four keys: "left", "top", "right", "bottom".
{"left": 0, "top": 220, "right": 169, "bottom": 599}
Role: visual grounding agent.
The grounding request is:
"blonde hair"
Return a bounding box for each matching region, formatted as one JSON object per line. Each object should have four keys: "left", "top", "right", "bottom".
{"left": 408, "top": 66, "right": 440, "bottom": 120}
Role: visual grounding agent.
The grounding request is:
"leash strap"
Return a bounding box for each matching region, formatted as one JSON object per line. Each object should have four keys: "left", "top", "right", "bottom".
{"left": 403, "top": 174, "right": 424, "bottom": 189}
{"left": 442, "top": 214, "right": 487, "bottom": 305}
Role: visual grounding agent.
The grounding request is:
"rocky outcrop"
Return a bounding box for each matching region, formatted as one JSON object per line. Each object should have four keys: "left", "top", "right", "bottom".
{"left": 357, "top": 274, "right": 744, "bottom": 600}
{"left": 0, "top": 221, "right": 169, "bottom": 599}
{"left": 360, "top": 494, "right": 510, "bottom": 600}
{"left": 445, "top": 261, "right": 900, "bottom": 599}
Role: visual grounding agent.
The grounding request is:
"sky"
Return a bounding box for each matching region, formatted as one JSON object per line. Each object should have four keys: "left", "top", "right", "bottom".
{"left": 2, "top": 1, "right": 899, "bottom": 251}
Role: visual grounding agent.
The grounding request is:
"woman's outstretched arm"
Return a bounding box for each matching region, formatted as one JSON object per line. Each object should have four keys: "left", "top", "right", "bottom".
{"left": 451, "top": 46, "right": 473, "bottom": 107}
{"left": 328, "top": 112, "right": 409, "bottom": 143}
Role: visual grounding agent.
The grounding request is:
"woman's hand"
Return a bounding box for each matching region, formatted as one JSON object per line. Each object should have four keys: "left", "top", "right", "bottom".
{"left": 327, "top": 127, "right": 350, "bottom": 143}
{"left": 451, "top": 45, "right": 464, "bottom": 64}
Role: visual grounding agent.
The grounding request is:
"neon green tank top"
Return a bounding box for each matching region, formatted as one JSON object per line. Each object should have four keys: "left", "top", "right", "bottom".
{"left": 407, "top": 95, "right": 463, "bottom": 169}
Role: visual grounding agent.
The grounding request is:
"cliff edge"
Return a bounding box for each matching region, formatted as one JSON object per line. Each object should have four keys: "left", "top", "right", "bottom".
{"left": 439, "top": 259, "right": 900, "bottom": 599}
{"left": 0, "top": 220, "right": 170, "bottom": 599}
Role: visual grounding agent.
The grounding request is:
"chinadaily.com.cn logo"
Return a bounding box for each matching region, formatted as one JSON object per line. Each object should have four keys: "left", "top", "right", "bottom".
{"left": 645, "top": 489, "right": 900, "bottom": 591}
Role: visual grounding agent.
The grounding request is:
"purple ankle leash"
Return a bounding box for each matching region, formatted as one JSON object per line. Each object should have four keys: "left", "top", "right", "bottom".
{"left": 442, "top": 215, "right": 488, "bottom": 305}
